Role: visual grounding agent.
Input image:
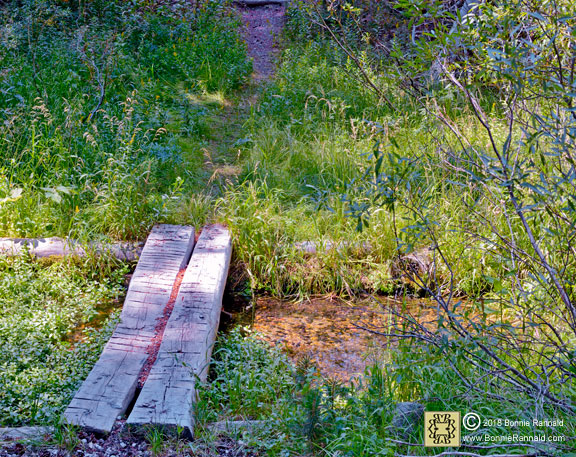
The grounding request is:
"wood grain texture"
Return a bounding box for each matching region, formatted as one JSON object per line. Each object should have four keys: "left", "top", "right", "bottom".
{"left": 63, "top": 225, "right": 195, "bottom": 434}
{"left": 0, "top": 426, "right": 53, "bottom": 442}
{"left": 127, "top": 224, "right": 232, "bottom": 438}
{"left": 0, "top": 237, "right": 143, "bottom": 261}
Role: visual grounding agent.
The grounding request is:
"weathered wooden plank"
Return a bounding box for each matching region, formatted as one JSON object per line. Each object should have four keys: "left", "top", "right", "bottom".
{"left": 0, "top": 237, "right": 143, "bottom": 261}
{"left": 0, "top": 426, "right": 53, "bottom": 442}
{"left": 63, "top": 224, "right": 195, "bottom": 434}
{"left": 65, "top": 351, "right": 148, "bottom": 432}
{"left": 127, "top": 224, "right": 232, "bottom": 438}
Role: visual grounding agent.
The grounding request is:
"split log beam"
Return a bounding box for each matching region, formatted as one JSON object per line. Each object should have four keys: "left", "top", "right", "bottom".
{"left": 63, "top": 225, "right": 195, "bottom": 434}
{"left": 0, "top": 237, "right": 143, "bottom": 261}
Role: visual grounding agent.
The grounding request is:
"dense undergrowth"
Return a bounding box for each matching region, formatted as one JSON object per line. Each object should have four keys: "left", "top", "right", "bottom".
{"left": 0, "top": 0, "right": 250, "bottom": 240}
{"left": 218, "top": 12, "right": 499, "bottom": 298}
{"left": 0, "top": 255, "right": 126, "bottom": 425}
{"left": 210, "top": 1, "right": 576, "bottom": 455}
{"left": 204, "top": 2, "right": 576, "bottom": 456}
{"left": 0, "top": 0, "right": 251, "bottom": 427}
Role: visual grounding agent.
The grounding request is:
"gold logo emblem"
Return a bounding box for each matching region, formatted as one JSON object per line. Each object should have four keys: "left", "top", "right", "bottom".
{"left": 424, "top": 411, "right": 461, "bottom": 447}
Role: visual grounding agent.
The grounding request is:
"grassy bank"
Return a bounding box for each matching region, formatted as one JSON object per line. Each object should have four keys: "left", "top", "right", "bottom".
{"left": 0, "top": 0, "right": 508, "bottom": 299}
{"left": 217, "top": 17, "right": 505, "bottom": 299}
{"left": 195, "top": 329, "right": 575, "bottom": 456}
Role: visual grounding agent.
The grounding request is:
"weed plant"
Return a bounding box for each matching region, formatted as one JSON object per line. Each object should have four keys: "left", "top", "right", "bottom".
{"left": 1, "top": 2, "right": 573, "bottom": 451}
{"left": 0, "top": 254, "right": 126, "bottom": 426}
{"left": 0, "top": 0, "right": 511, "bottom": 298}
{"left": 0, "top": 0, "right": 253, "bottom": 429}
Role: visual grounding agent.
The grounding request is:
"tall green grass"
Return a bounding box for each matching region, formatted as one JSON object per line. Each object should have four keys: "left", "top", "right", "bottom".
{"left": 214, "top": 21, "right": 513, "bottom": 298}
{"left": 0, "top": 0, "right": 252, "bottom": 427}
{"left": 0, "top": 0, "right": 251, "bottom": 240}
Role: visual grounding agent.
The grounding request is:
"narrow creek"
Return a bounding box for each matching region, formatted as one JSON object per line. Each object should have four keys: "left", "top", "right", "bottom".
{"left": 220, "top": 292, "right": 441, "bottom": 382}
{"left": 66, "top": 279, "right": 439, "bottom": 384}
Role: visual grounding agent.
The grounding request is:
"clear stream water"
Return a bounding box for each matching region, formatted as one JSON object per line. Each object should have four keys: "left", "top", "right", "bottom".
{"left": 221, "top": 293, "right": 440, "bottom": 382}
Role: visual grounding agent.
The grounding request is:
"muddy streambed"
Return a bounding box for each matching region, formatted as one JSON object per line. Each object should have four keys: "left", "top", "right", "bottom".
{"left": 66, "top": 286, "right": 442, "bottom": 382}
{"left": 221, "top": 294, "right": 443, "bottom": 382}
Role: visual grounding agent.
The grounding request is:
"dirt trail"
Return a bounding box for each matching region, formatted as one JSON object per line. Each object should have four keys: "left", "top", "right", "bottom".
{"left": 239, "top": 3, "right": 287, "bottom": 81}
{"left": 187, "top": 2, "right": 287, "bottom": 190}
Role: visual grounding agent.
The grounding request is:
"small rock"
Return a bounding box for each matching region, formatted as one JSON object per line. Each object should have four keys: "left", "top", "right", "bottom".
{"left": 391, "top": 401, "right": 425, "bottom": 438}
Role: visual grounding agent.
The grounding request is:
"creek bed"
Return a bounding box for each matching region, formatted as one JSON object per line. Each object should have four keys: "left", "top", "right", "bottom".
{"left": 222, "top": 294, "right": 440, "bottom": 381}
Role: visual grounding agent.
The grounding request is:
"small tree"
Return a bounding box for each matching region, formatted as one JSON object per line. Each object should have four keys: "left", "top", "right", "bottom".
{"left": 320, "top": 0, "right": 576, "bottom": 422}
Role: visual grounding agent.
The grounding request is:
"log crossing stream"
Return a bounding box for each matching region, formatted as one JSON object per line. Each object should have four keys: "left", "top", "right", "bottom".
{"left": 63, "top": 224, "right": 232, "bottom": 438}
{"left": 64, "top": 0, "right": 278, "bottom": 439}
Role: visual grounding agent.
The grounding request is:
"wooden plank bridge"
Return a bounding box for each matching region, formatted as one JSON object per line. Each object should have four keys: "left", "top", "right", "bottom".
{"left": 63, "top": 224, "right": 232, "bottom": 438}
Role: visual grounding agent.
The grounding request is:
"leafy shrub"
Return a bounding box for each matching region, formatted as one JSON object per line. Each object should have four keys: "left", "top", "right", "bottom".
{"left": 0, "top": 255, "right": 126, "bottom": 425}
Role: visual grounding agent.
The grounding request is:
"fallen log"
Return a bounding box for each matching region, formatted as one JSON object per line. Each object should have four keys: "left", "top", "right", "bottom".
{"left": 294, "top": 240, "right": 371, "bottom": 254}
{"left": 0, "top": 237, "right": 143, "bottom": 262}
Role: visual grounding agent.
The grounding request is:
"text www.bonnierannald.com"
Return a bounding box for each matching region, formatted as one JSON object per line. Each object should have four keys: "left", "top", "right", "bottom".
{"left": 463, "top": 434, "right": 566, "bottom": 443}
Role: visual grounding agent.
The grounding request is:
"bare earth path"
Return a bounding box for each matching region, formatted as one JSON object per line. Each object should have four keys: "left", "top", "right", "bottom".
{"left": 239, "top": 3, "right": 286, "bottom": 81}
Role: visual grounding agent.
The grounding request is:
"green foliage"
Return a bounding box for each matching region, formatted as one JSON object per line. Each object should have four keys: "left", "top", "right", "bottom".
{"left": 216, "top": 36, "right": 402, "bottom": 298}
{"left": 258, "top": 42, "right": 382, "bottom": 124}
{"left": 1, "top": 3, "right": 574, "bottom": 454}
{"left": 197, "top": 328, "right": 297, "bottom": 422}
{"left": 0, "top": 0, "right": 251, "bottom": 239}
{"left": 336, "top": 0, "right": 576, "bottom": 432}
{"left": 196, "top": 329, "right": 397, "bottom": 457}
{"left": 214, "top": 24, "right": 489, "bottom": 298}
{"left": 219, "top": 181, "right": 397, "bottom": 298}
{"left": 199, "top": 331, "right": 576, "bottom": 456}
{"left": 0, "top": 255, "right": 126, "bottom": 426}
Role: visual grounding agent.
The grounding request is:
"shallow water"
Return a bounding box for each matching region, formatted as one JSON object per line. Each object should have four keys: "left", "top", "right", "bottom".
{"left": 66, "top": 278, "right": 445, "bottom": 382}
{"left": 65, "top": 297, "right": 123, "bottom": 344}
{"left": 223, "top": 294, "right": 442, "bottom": 382}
